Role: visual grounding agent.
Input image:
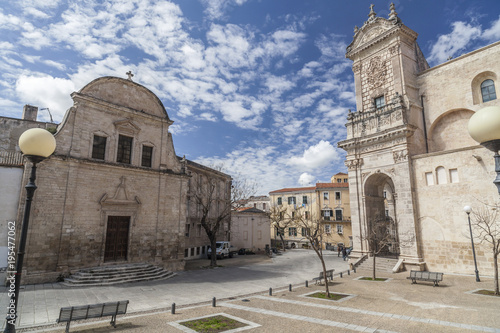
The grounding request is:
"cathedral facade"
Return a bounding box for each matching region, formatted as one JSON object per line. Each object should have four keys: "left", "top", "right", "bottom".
{"left": 339, "top": 4, "right": 500, "bottom": 275}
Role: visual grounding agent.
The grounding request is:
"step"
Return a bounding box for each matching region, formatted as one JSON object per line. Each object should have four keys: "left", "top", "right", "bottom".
{"left": 62, "top": 263, "right": 176, "bottom": 287}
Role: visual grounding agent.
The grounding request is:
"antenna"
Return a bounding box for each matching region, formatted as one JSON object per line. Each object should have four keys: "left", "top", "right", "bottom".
{"left": 40, "top": 108, "right": 54, "bottom": 123}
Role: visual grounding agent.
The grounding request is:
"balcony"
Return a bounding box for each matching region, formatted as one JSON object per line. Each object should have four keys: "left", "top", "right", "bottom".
{"left": 0, "top": 150, "right": 23, "bottom": 166}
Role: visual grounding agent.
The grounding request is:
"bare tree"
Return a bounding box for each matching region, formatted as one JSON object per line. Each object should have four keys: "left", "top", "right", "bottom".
{"left": 269, "top": 204, "right": 293, "bottom": 251}
{"left": 292, "top": 206, "right": 332, "bottom": 297}
{"left": 192, "top": 169, "right": 256, "bottom": 267}
{"left": 361, "top": 214, "right": 413, "bottom": 280}
{"left": 470, "top": 204, "right": 500, "bottom": 295}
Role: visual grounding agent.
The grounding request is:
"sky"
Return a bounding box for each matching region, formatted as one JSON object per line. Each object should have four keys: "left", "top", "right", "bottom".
{"left": 1, "top": 0, "right": 500, "bottom": 195}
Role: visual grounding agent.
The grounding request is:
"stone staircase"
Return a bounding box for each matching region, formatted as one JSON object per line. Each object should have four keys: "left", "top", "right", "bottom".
{"left": 355, "top": 256, "right": 399, "bottom": 273}
{"left": 62, "top": 263, "right": 176, "bottom": 287}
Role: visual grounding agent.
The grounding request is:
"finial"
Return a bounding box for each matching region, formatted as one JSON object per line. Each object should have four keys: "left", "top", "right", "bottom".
{"left": 126, "top": 71, "right": 134, "bottom": 81}
{"left": 389, "top": 3, "right": 398, "bottom": 20}
{"left": 354, "top": 26, "right": 359, "bottom": 33}
{"left": 368, "top": 4, "right": 376, "bottom": 20}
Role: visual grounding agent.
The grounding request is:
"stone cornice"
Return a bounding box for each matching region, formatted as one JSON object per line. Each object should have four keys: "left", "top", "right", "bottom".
{"left": 338, "top": 124, "right": 416, "bottom": 151}
{"left": 71, "top": 92, "right": 174, "bottom": 125}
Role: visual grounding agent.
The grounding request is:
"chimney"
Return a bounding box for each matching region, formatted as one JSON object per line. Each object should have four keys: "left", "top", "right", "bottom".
{"left": 22, "top": 105, "right": 38, "bottom": 121}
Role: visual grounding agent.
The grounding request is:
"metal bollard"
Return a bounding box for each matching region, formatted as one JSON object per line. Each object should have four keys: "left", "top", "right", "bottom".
{"left": 171, "top": 303, "right": 175, "bottom": 314}
{"left": 305, "top": 280, "right": 308, "bottom": 288}
{"left": 269, "top": 288, "right": 272, "bottom": 296}
{"left": 340, "top": 272, "right": 343, "bottom": 278}
{"left": 289, "top": 284, "right": 292, "bottom": 292}
{"left": 354, "top": 267, "right": 356, "bottom": 273}
{"left": 212, "top": 297, "right": 216, "bottom": 307}
{"left": 348, "top": 270, "right": 350, "bottom": 275}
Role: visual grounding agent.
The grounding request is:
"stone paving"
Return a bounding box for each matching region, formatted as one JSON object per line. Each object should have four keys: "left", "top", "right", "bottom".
{"left": 1, "top": 250, "right": 499, "bottom": 332}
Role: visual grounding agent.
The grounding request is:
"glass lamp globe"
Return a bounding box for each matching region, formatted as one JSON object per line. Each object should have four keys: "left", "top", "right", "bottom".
{"left": 468, "top": 106, "right": 500, "bottom": 151}
{"left": 18, "top": 128, "right": 56, "bottom": 158}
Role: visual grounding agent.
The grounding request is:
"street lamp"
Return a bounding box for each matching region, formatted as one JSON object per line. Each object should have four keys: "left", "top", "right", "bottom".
{"left": 4, "top": 128, "right": 56, "bottom": 333}
{"left": 463, "top": 205, "right": 480, "bottom": 282}
{"left": 468, "top": 105, "right": 500, "bottom": 193}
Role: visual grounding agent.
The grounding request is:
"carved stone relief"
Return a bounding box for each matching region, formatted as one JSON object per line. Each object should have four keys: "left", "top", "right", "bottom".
{"left": 345, "top": 158, "right": 363, "bottom": 170}
{"left": 365, "top": 56, "right": 389, "bottom": 90}
{"left": 392, "top": 149, "right": 408, "bottom": 163}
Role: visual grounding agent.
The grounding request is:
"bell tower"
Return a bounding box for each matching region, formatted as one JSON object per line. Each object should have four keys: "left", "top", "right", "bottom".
{"left": 339, "top": 4, "right": 429, "bottom": 270}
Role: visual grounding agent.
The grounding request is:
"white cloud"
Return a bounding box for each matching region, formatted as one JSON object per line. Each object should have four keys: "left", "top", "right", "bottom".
{"left": 483, "top": 15, "right": 500, "bottom": 41}
{"left": 298, "top": 172, "right": 315, "bottom": 186}
{"left": 200, "top": 0, "right": 249, "bottom": 21}
{"left": 15, "top": 75, "right": 75, "bottom": 121}
{"left": 287, "top": 140, "right": 339, "bottom": 170}
{"left": 428, "top": 21, "right": 481, "bottom": 64}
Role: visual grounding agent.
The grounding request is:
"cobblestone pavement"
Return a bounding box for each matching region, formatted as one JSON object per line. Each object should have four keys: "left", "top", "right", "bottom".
{"left": 1, "top": 250, "right": 500, "bottom": 332}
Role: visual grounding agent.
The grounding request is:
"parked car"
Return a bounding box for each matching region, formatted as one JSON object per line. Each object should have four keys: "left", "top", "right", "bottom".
{"left": 207, "top": 241, "right": 239, "bottom": 259}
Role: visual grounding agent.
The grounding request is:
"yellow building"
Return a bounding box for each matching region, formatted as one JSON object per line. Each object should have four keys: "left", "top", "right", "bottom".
{"left": 269, "top": 173, "right": 351, "bottom": 249}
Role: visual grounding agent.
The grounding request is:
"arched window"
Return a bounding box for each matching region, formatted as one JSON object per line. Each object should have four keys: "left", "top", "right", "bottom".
{"left": 436, "top": 166, "right": 447, "bottom": 185}
{"left": 481, "top": 79, "right": 497, "bottom": 103}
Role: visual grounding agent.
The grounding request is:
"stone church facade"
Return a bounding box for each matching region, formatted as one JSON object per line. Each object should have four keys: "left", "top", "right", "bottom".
{"left": 1, "top": 76, "right": 231, "bottom": 284}
{"left": 339, "top": 4, "right": 500, "bottom": 275}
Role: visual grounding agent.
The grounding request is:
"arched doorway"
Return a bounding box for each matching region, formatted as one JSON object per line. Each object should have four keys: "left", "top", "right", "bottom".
{"left": 364, "top": 173, "right": 400, "bottom": 257}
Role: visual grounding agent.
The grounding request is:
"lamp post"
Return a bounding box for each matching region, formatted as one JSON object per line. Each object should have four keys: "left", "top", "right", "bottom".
{"left": 463, "top": 206, "right": 480, "bottom": 282}
{"left": 4, "top": 128, "right": 56, "bottom": 333}
{"left": 468, "top": 105, "right": 500, "bottom": 193}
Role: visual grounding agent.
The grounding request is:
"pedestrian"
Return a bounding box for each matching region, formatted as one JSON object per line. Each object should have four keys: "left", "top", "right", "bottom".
{"left": 342, "top": 247, "right": 347, "bottom": 261}
{"left": 337, "top": 245, "right": 342, "bottom": 257}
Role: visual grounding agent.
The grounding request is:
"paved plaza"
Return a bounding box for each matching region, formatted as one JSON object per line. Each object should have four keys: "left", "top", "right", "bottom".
{"left": 1, "top": 249, "right": 499, "bottom": 332}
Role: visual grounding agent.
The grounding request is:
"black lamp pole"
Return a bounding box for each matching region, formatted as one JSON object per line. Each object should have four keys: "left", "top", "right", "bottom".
{"left": 465, "top": 210, "right": 480, "bottom": 282}
{"left": 4, "top": 156, "right": 44, "bottom": 333}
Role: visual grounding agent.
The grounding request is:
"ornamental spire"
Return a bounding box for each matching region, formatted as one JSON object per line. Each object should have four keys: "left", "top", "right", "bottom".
{"left": 368, "top": 4, "right": 376, "bottom": 21}
{"left": 388, "top": 2, "right": 398, "bottom": 20}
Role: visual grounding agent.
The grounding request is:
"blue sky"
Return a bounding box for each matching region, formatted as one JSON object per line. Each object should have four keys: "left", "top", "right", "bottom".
{"left": 1, "top": 0, "right": 500, "bottom": 195}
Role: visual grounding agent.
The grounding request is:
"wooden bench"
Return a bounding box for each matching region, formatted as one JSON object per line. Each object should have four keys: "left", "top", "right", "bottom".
{"left": 312, "top": 269, "right": 334, "bottom": 284}
{"left": 57, "top": 300, "right": 129, "bottom": 332}
{"left": 407, "top": 270, "right": 443, "bottom": 287}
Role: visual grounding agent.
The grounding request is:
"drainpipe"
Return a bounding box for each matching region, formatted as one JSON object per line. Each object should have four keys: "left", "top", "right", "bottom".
{"left": 421, "top": 95, "right": 429, "bottom": 153}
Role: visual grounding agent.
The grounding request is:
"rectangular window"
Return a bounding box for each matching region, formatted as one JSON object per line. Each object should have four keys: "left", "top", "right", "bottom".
{"left": 185, "top": 224, "right": 190, "bottom": 237}
{"left": 323, "top": 192, "right": 329, "bottom": 201}
{"left": 263, "top": 203, "right": 266, "bottom": 210}
{"left": 337, "top": 179, "right": 342, "bottom": 183}
{"left": 335, "top": 192, "right": 341, "bottom": 201}
{"left": 335, "top": 210, "right": 343, "bottom": 221}
{"left": 337, "top": 224, "right": 343, "bottom": 234}
{"left": 117, "top": 135, "right": 133, "bottom": 164}
{"left": 288, "top": 197, "right": 296, "bottom": 205}
{"left": 277, "top": 197, "right": 282, "bottom": 205}
{"left": 450, "top": 169, "right": 459, "bottom": 183}
{"left": 325, "top": 224, "right": 331, "bottom": 234}
{"left": 141, "top": 145, "right": 153, "bottom": 167}
{"left": 344, "top": 178, "right": 348, "bottom": 183}
{"left": 305, "top": 211, "right": 310, "bottom": 219}
{"left": 375, "top": 96, "right": 385, "bottom": 108}
{"left": 323, "top": 210, "right": 331, "bottom": 221}
{"left": 425, "top": 172, "right": 434, "bottom": 186}
{"left": 301, "top": 228, "right": 310, "bottom": 236}
{"left": 288, "top": 227, "right": 297, "bottom": 237}
{"left": 196, "top": 224, "right": 201, "bottom": 237}
{"left": 302, "top": 196, "right": 308, "bottom": 204}
{"left": 92, "top": 135, "right": 107, "bottom": 160}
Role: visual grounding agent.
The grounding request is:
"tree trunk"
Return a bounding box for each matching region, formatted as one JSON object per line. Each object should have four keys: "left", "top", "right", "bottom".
{"left": 494, "top": 253, "right": 499, "bottom": 295}
{"left": 320, "top": 254, "right": 330, "bottom": 298}
{"left": 279, "top": 234, "right": 286, "bottom": 252}
{"left": 209, "top": 236, "right": 218, "bottom": 267}
{"left": 372, "top": 252, "right": 376, "bottom": 280}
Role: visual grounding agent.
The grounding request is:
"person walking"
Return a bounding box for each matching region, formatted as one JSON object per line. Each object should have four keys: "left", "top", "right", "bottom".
{"left": 342, "top": 247, "right": 347, "bottom": 261}
{"left": 338, "top": 245, "right": 342, "bottom": 257}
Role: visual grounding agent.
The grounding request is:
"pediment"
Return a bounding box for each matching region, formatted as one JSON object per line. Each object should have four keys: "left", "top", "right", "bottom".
{"left": 347, "top": 19, "right": 399, "bottom": 58}
{"left": 113, "top": 119, "right": 141, "bottom": 135}
{"left": 99, "top": 176, "right": 141, "bottom": 207}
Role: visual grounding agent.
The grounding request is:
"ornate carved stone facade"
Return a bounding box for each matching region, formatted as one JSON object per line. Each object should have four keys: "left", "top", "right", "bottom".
{"left": 339, "top": 4, "right": 500, "bottom": 276}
